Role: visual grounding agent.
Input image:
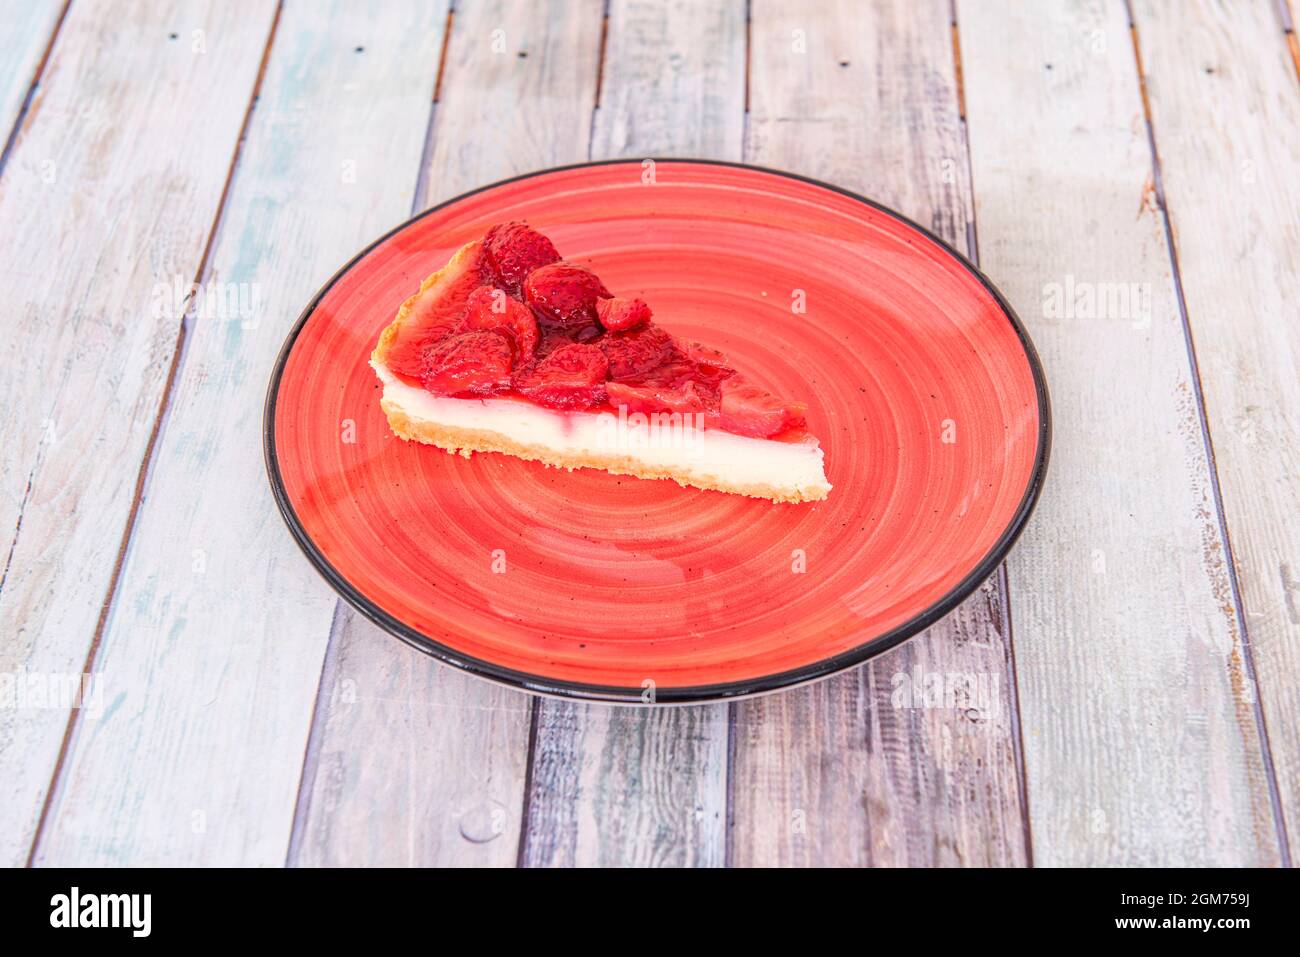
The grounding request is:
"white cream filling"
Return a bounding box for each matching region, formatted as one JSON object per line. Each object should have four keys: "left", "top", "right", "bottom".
{"left": 373, "top": 361, "right": 831, "bottom": 494}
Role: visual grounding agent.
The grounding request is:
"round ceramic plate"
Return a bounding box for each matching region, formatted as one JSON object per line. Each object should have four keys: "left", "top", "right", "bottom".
{"left": 265, "top": 159, "right": 1050, "bottom": 703}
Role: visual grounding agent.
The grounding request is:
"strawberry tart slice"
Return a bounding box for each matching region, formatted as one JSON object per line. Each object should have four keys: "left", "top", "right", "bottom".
{"left": 370, "top": 223, "right": 831, "bottom": 503}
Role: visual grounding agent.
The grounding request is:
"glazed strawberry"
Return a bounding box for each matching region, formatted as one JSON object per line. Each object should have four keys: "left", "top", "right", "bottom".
{"left": 595, "top": 296, "right": 651, "bottom": 332}
{"left": 681, "top": 341, "right": 734, "bottom": 387}
{"left": 718, "top": 379, "right": 808, "bottom": 438}
{"left": 483, "top": 222, "right": 560, "bottom": 294}
{"left": 523, "top": 262, "right": 611, "bottom": 329}
{"left": 462, "top": 285, "right": 539, "bottom": 358}
{"left": 385, "top": 320, "right": 464, "bottom": 377}
{"left": 599, "top": 325, "right": 675, "bottom": 380}
{"left": 420, "top": 330, "right": 513, "bottom": 396}
{"left": 514, "top": 343, "right": 608, "bottom": 410}
{"left": 606, "top": 379, "right": 714, "bottom": 415}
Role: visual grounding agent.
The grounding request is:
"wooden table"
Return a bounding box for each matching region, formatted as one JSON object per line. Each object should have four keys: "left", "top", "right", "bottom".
{"left": 1, "top": 0, "right": 1296, "bottom": 868}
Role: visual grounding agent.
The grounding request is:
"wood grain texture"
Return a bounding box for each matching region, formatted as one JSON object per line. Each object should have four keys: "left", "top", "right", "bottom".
{"left": 33, "top": 0, "right": 449, "bottom": 866}
{"left": 290, "top": 608, "right": 530, "bottom": 866}
{"left": 958, "top": 0, "right": 1280, "bottom": 865}
{"left": 0, "top": 0, "right": 63, "bottom": 153}
{"left": 590, "top": 0, "right": 747, "bottom": 159}
{"left": 520, "top": 0, "right": 745, "bottom": 869}
{"left": 729, "top": 0, "right": 1028, "bottom": 867}
{"left": 1132, "top": 0, "right": 1299, "bottom": 856}
{"left": 524, "top": 701, "right": 729, "bottom": 867}
{"left": 0, "top": 0, "right": 277, "bottom": 868}
{"left": 291, "top": 0, "right": 605, "bottom": 868}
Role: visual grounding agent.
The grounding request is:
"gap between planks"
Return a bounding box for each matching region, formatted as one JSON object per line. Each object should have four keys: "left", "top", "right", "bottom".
{"left": 286, "top": 0, "right": 460, "bottom": 863}
{"left": 0, "top": 0, "right": 70, "bottom": 178}
{"left": 23, "top": 0, "right": 289, "bottom": 867}
{"left": 411, "top": 2, "right": 457, "bottom": 216}
{"left": 511, "top": 0, "right": 615, "bottom": 868}
{"left": 1122, "top": 0, "right": 1293, "bottom": 867}
{"left": 1283, "top": 0, "right": 1300, "bottom": 84}
{"left": 950, "top": 0, "right": 1031, "bottom": 866}
{"left": 0, "top": 1, "right": 72, "bottom": 595}
{"left": 725, "top": 1, "right": 755, "bottom": 868}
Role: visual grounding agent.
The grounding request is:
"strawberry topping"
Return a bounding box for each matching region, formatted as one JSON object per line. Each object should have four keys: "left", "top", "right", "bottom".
{"left": 523, "top": 262, "right": 611, "bottom": 329}
{"left": 387, "top": 224, "right": 811, "bottom": 439}
{"left": 718, "top": 380, "right": 808, "bottom": 438}
{"left": 462, "top": 285, "right": 539, "bottom": 359}
{"left": 595, "top": 296, "right": 652, "bottom": 332}
{"left": 514, "top": 343, "right": 609, "bottom": 410}
{"left": 599, "top": 325, "right": 675, "bottom": 380}
{"left": 419, "top": 330, "right": 513, "bottom": 396}
{"left": 606, "top": 379, "right": 714, "bottom": 415}
{"left": 483, "top": 222, "right": 560, "bottom": 294}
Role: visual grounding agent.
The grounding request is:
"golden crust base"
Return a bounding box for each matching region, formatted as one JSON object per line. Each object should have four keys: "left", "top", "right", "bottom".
{"left": 380, "top": 397, "right": 829, "bottom": 504}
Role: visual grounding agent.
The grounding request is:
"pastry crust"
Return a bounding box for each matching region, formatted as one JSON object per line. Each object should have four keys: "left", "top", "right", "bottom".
{"left": 380, "top": 396, "right": 830, "bottom": 504}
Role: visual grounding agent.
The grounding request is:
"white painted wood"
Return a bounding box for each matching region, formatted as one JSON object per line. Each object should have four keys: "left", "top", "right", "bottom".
{"left": 0, "top": 0, "right": 62, "bottom": 148}
{"left": 0, "top": 0, "right": 278, "bottom": 868}
{"left": 291, "top": 0, "right": 605, "bottom": 867}
{"left": 521, "top": 0, "right": 745, "bottom": 869}
{"left": 730, "top": 0, "right": 1028, "bottom": 867}
{"left": 1133, "top": 0, "right": 1300, "bottom": 854}
{"left": 958, "top": 0, "right": 1280, "bottom": 865}
{"left": 33, "top": 0, "right": 450, "bottom": 866}
{"left": 590, "top": 0, "right": 747, "bottom": 160}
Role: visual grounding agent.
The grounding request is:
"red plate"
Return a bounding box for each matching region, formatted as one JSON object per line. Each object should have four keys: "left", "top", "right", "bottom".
{"left": 265, "top": 160, "right": 1049, "bottom": 702}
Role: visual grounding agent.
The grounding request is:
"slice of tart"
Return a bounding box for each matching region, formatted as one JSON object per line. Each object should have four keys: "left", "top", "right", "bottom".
{"left": 370, "top": 223, "right": 831, "bottom": 503}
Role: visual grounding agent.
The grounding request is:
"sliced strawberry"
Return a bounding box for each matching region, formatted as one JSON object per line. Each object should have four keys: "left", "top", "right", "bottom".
{"left": 462, "top": 284, "right": 539, "bottom": 358}
{"left": 386, "top": 318, "right": 465, "bottom": 377}
{"left": 513, "top": 343, "right": 609, "bottom": 410}
{"left": 419, "top": 330, "right": 513, "bottom": 397}
{"left": 681, "top": 341, "right": 735, "bottom": 388}
{"left": 383, "top": 245, "right": 486, "bottom": 376}
{"left": 523, "top": 262, "right": 612, "bottom": 329}
{"left": 599, "top": 325, "right": 675, "bottom": 380}
{"left": 718, "top": 379, "right": 808, "bottom": 438}
{"left": 595, "top": 296, "right": 652, "bottom": 332}
{"left": 483, "top": 222, "right": 560, "bottom": 294}
{"left": 606, "top": 379, "right": 714, "bottom": 415}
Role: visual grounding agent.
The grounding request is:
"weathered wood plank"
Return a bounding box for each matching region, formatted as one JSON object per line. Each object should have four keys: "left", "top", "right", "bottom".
{"left": 958, "top": 0, "right": 1280, "bottom": 865}
{"left": 729, "top": 0, "right": 1028, "bottom": 867}
{"left": 520, "top": 0, "right": 746, "bottom": 869}
{"left": 590, "top": 0, "right": 747, "bottom": 159}
{"left": 291, "top": 0, "right": 605, "bottom": 868}
{"left": 0, "top": 0, "right": 63, "bottom": 153}
{"left": 0, "top": 0, "right": 278, "bottom": 868}
{"left": 1132, "top": 0, "right": 1299, "bottom": 857}
{"left": 289, "top": 606, "right": 531, "bottom": 866}
{"left": 33, "top": 0, "right": 449, "bottom": 866}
